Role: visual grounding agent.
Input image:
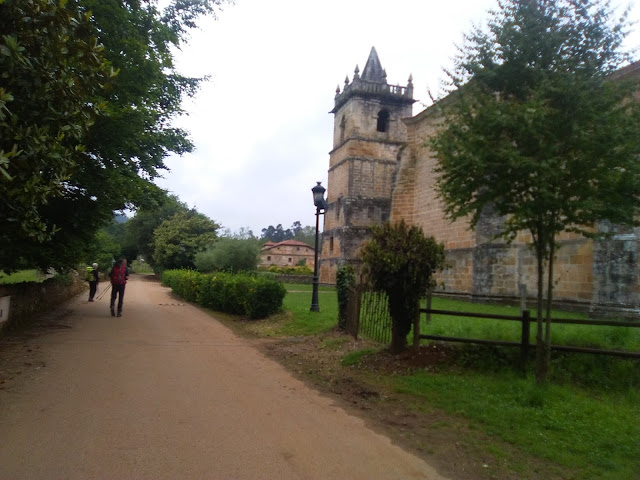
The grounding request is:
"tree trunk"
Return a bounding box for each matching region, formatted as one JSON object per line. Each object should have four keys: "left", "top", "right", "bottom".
{"left": 534, "top": 239, "right": 547, "bottom": 383}
{"left": 391, "top": 317, "right": 408, "bottom": 353}
{"left": 544, "top": 236, "right": 556, "bottom": 377}
{"left": 413, "top": 298, "right": 421, "bottom": 353}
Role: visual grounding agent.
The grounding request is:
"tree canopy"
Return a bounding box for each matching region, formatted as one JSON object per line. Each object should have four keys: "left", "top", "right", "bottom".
{"left": 431, "top": 0, "right": 640, "bottom": 381}
{"left": 0, "top": 0, "right": 224, "bottom": 272}
{"left": 194, "top": 237, "right": 261, "bottom": 273}
{"left": 260, "top": 221, "right": 315, "bottom": 246}
{"left": 0, "top": 0, "right": 114, "bottom": 265}
{"left": 152, "top": 210, "right": 219, "bottom": 270}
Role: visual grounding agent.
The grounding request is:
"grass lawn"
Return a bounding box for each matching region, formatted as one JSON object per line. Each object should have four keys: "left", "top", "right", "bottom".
{"left": 421, "top": 296, "right": 640, "bottom": 352}
{"left": 270, "top": 284, "right": 640, "bottom": 479}
{"left": 0, "top": 270, "right": 45, "bottom": 284}
{"left": 251, "top": 284, "right": 338, "bottom": 336}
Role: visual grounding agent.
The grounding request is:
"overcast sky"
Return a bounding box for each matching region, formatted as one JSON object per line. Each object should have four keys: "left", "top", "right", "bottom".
{"left": 154, "top": 0, "right": 640, "bottom": 236}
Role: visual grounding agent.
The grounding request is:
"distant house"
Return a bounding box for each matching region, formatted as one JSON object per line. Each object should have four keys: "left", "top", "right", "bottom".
{"left": 260, "top": 240, "right": 315, "bottom": 269}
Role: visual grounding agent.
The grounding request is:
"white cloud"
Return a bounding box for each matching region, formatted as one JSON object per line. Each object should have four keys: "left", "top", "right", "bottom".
{"left": 156, "top": 0, "right": 640, "bottom": 234}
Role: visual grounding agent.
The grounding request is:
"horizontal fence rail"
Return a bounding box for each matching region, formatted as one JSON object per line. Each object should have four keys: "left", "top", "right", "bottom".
{"left": 420, "top": 309, "right": 640, "bottom": 363}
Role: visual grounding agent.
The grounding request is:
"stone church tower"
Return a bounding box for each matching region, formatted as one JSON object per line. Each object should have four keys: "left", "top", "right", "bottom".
{"left": 318, "top": 47, "right": 414, "bottom": 283}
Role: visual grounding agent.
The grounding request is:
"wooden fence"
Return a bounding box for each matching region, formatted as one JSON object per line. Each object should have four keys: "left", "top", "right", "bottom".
{"left": 346, "top": 288, "right": 640, "bottom": 365}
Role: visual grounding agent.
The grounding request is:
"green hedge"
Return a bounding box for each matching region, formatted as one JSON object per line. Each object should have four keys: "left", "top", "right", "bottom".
{"left": 162, "top": 270, "right": 286, "bottom": 319}
{"left": 261, "top": 265, "right": 313, "bottom": 275}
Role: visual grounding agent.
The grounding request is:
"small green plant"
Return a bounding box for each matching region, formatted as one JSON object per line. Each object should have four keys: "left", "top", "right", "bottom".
{"left": 341, "top": 348, "right": 378, "bottom": 366}
{"left": 336, "top": 264, "right": 355, "bottom": 330}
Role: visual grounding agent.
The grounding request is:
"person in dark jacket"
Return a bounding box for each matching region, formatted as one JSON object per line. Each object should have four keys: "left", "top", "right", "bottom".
{"left": 109, "top": 258, "right": 129, "bottom": 317}
{"left": 88, "top": 263, "right": 99, "bottom": 302}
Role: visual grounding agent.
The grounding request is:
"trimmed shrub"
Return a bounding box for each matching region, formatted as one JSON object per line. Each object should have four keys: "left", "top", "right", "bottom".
{"left": 246, "top": 277, "right": 287, "bottom": 319}
{"left": 262, "top": 265, "right": 313, "bottom": 276}
{"left": 162, "top": 269, "right": 285, "bottom": 319}
{"left": 336, "top": 264, "right": 356, "bottom": 330}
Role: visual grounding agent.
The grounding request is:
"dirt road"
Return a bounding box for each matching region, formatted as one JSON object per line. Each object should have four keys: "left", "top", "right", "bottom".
{"left": 0, "top": 275, "right": 449, "bottom": 479}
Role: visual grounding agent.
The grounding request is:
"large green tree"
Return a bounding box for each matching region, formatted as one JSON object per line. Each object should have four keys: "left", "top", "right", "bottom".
{"left": 124, "top": 192, "right": 189, "bottom": 265}
{"left": 152, "top": 209, "right": 219, "bottom": 270}
{"left": 431, "top": 0, "right": 640, "bottom": 382}
{"left": 0, "top": 0, "right": 224, "bottom": 272}
{"left": 0, "top": 0, "right": 114, "bottom": 266}
{"left": 194, "top": 237, "right": 261, "bottom": 273}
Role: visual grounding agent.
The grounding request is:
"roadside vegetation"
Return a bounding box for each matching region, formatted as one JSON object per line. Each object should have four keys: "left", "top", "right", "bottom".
{"left": 228, "top": 283, "right": 640, "bottom": 480}
{"left": 0, "top": 270, "right": 45, "bottom": 284}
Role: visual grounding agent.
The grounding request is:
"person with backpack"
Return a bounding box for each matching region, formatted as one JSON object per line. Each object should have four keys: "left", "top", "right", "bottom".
{"left": 87, "top": 263, "right": 99, "bottom": 302}
{"left": 109, "top": 258, "right": 129, "bottom": 317}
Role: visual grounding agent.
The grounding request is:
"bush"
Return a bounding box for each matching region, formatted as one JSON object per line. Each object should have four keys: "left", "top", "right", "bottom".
{"left": 361, "top": 220, "right": 445, "bottom": 353}
{"left": 336, "top": 264, "right": 356, "bottom": 330}
{"left": 263, "top": 265, "right": 313, "bottom": 276}
{"left": 246, "top": 277, "right": 287, "bottom": 319}
{"left": 162, "top": 269, "right": 285, "bottom": 319}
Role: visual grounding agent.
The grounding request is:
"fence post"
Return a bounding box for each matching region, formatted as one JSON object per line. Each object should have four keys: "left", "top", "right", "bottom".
{"left": 413, "top": 298, "right": 421, "bottom": 352}
{"left": 520, "top": 310, "right": 531, "bottom": 372}
{"left": 346, "top": 285, "right": 361, "bottom": 339}
{"left": 425, "top": 289, "right": 433, "bottom": 324}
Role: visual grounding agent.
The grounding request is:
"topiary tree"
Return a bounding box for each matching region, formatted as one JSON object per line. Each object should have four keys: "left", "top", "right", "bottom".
{"left": 336, "top": 264, "right": 356, "bottom": 330}
{"left": 360, "top": 221, "right": 445, "bottom": 353}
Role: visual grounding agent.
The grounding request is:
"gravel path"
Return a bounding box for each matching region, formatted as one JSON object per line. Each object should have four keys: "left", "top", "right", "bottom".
{"left": 0, "top": 275, "right": 448, "bottom": 479}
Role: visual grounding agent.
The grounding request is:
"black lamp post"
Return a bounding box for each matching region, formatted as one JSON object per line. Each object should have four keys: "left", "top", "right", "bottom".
{"left": 310, "top": 181, "right": 327, "bottom": 312}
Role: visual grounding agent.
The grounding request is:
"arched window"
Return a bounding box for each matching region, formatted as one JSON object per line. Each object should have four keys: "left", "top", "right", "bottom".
{"left": 376, "top": 110, "right": 390, "bottom": 132}
{"left": 339, "top": 116, "right": 346, "bottom": 142}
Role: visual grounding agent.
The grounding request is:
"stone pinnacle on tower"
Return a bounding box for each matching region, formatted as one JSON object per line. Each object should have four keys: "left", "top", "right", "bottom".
{"left": 361, "top": 47, "right": 386, "bottom": 83}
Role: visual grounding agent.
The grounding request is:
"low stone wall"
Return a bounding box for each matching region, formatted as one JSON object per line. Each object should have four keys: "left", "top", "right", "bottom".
{"left": 0, "top": 271, "right": 86, "bottom": 329}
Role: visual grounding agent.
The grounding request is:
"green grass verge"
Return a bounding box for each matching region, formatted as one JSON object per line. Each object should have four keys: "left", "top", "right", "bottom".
{"left": 273, "top": 286, "right": 338, "bottom": 336}
{"left": 0, "top": 270, "right": 45, "bottom": 284}
{"left": 394, "top": 369, "right": 639, "bottom": 480}
{"left": 274, "top": 284, "right": 640, "bottom": 479}
{"left": 414, "top": 297, "right": 640, "bottom": 352}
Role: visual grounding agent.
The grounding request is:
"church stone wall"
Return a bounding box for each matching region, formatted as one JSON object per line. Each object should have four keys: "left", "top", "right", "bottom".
{"left": 393, "top": 104, "right": 615, "bottom": 307}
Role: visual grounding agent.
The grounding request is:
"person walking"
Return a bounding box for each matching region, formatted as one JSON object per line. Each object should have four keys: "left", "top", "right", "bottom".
{"left": 109, "top": 258, "right": 129, "bottom": 317}
{"left": 88, "top": 263, "right": 99, "bottom": 302}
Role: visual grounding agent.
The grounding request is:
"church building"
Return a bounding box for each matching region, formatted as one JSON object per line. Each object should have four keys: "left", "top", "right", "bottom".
{"left": 319, "top": 47, "right": 640, "bottom": 314}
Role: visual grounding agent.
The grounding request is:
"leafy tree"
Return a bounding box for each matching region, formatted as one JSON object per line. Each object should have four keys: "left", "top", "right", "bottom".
{"left": 0, "top": 0, "right": 224, "bottom": 272}
{"left": 194, "top": 238, "right": 261, "bottom": 273}
{"left": 85, "top": 230, "right": 121, "bottom": 273}
{"left": 431, "top": 0, "right": 640, "bottom": 382}
{"left": 260, "top": 224, "right": 292, "bottom": 243}
{"left": 293, "top": 225, "right": 316, "bottom": 247}
{"left": 152, "top": 210, "right": 219, "bottom": 270}
{"left": 260, "top": 221, "right": 315, "bottom": 245}
{"left": 219, "top": 227, "right": 257, "bottom": 240}
{"left": 0, "top": 0, "right": 114, "bottom": 270}
{"left": 124, "top": 192, "right": 189, "bottom": 265}
{"left": 360, "top": 221, "right": 445, "bottom": 353}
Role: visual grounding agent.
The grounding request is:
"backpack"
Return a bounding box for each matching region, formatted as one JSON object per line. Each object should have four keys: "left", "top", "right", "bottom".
{"left": 110, "top": 265, "right": 126, "bottom": 284}
{"left": 85, "top": 267, "right": 94, "bottom": 282}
